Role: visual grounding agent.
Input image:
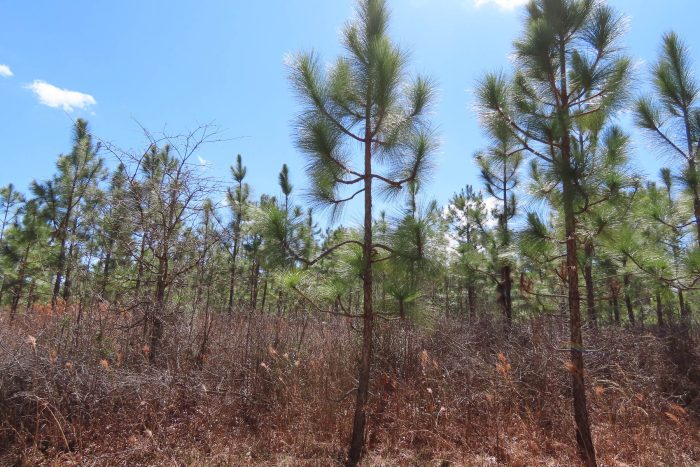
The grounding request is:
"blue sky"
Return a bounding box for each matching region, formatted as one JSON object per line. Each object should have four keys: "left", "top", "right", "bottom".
{"left": 1, "top": 0, "right": 698, "bottom": 223}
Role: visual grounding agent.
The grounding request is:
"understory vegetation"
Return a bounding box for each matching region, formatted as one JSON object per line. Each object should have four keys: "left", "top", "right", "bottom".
{"left": 2, "top": 0, "right": 700, "bottom": 465}
{"left": 1, "top": 312, "right": 699, "bottom": 466}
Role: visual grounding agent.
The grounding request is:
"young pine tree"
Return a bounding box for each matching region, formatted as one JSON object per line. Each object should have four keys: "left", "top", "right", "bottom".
{"left": 477, "top": 1, "right": 631, "bottom": 464}
{"left": 289, "top": 0, "right": 436, "bottom": 463}
{"left": 448, "top": 186, "right": 489, "bottom": 317}
{"left": 32, "top": 119, "right": 105, "bottom": 310}
{"left": 636, "top": 32, "right": 700, "bottom": 247}
{"left": 227, "top": 154, "right": 249, "bottom": 312}
{"left": 0, "top": 184, "right": 25, "bottom": 307}
{"left": 475, "top": 122, "right": 523, "bottom": 325}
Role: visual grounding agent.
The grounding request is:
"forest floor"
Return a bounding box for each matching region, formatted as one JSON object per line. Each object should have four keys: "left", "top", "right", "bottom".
{"left": 1, "top": 310, "right": 699, "bottom": 466}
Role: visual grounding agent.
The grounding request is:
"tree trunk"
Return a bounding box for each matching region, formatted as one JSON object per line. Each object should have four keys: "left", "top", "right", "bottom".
{"left": 261, "top": 278, "right": 268, "bottom": 313}
{"left": 690, "top": 161, "right": 700, "bottom": 246}
{"left": 149, "top": 255, "right": 168, "bottom": 363}
{"left": 101, "top": 251, "right": 112, "bottom": 295}
{"left": 249, "top": 258, "right": 260, "bottom": 310}
{"left": 10, "top": 244, "right": 32, "bottom": 321}
{"left": 62, "top": 240, "right": 76, "bottom": 302}
{"left": 25, "top": 282, "right": 36, "bottom": 313}
{"left": 134, "top": 233, "right": 147, "bottom": 300}
{"left": 0, "top": 207, "right": 9, "bottom": 307}
{"left": 563, "top": 198, "right": 596, "bottom": 466}
{"left": 467, "top": 285, "right": 476, "bottom": 316}
{"left": 679, "top": 289, "right": 689, "bottom": 324}
{"left": 501, "top": 265, "right": 513, "bottom": 325}
{"left": 196, "top": 275, "right": 213, "bottom": 368}
{"left": 51, "top": 237, "right": 67, "bottom": 311}
{"left": 347, "top": 124, "right": 374, "bottom": 467}
{"left": 562, "top": 139, "right": 597, "bottom": 465}
{"left": 655, "top": 291, "right": 664, "bottom": 328}
{"left": 227, "top": 241, "right": 239, "bottom": 313}
{"left": 623, "top": 273, "right": 635, "bottom": 326}
{"left": 10, "top": 282, "right": 23, "bottom": 320}
{"left": 444, "top": 276, "right": 449, "bottom": 316}
{"left": 583, "top": 241, "right": 597, "bottom": 328}
{"left": 101, "top": 238, "right": 115, "bottom": 298}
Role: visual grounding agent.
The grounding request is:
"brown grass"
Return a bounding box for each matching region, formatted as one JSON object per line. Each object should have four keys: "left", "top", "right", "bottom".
{"left": 0, "top": 307, "right": 699, "bottom": 466}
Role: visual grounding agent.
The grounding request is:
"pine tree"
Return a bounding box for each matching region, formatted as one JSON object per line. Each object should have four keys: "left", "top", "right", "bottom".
{"left": 32, "top": 119, "right": 105, "bottom": 310}
{"left": 448, "top": 186, "right": 489, "bottom": 316}
{"left": 0, "top": 184, "right": 25, "bottom": 307}
{"left": 477, "top": 1, "right": 631, "bottom": 463}
{"left": 636, "top": 32, "right": 700, "bottom": 246}
{"left": 1, "top": 200, "right": 50, "bottom": 319}
{"left": 475, "top": 122, "right": 523, "bottom": 324}
{"left": 98, "top": 163, "right": 130, "bottom": 300}
{"left": 289, "top": 0, "right": 436, "bottom": 462}
{"left": 227, "top": 154, "right": 249, "bottom": 312}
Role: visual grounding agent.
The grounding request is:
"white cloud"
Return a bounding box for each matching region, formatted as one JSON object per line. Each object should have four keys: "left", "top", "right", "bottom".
{"left": 474, "top": 0, "right": 528, "bottom": 10}
{"left": 197, "top": 156, "right": 212, "bottom": 171}
{"left": 25, "top": 80, "right": 96, "bottom": 112}
{"left": 0, "top": 64, "right": 13, "bottom": 78}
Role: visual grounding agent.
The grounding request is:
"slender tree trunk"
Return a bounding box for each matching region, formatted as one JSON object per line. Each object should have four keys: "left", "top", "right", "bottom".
{"left": 101, "top": 238, "right": 115, "bottom": 297}
{"left": 249, "top": 258, "right": 260, "bottom": 310}
{"left": 655, "top": 291, "right": 664, "bottom": 328}
{"left": 583, "top": 241, "right": 597, "bottom": 328}
{"left": 25, "top": 282, "right": 36, "bottom": 313}
{"left": 261, "top": 278, "right": 268, "bottom": 313}
{"left": 467, "top": 285, "right": 476, "bottom": 316}
{"left": 623, "top": 273, "right": 635, "bottom": 326}
{"left": 457, "top": 284, "right": 463, "bottom": 315}
{"left": 501, "top": 265, "right": 513, "bottom": 325}
{"left": 10, "top": 282, "right": 23, "bottom": 320}
{"left": 10, "top": 266, "right": 27, "bottom": 321}
{"left": 679, "top": 289, "right": 689, "bottom": 324}
{"left": 0, "top": 207, "right": 9, "bottom": 306}
{"left": 134, "top": 233, "right": 147, "bottom": 300}
{"left": 11, "top": 244, "right": 32, "bottom": 320}
{"left": 500, "top": 168, "right": 513, "bottom": 326}
{"left": 227, "top": 241, "right": 239, "bottom": 313}
{"left": 196, "top": 274, "right": 213, "bottom": 368}
{"left": 0, "top": 215, "right": 6, "bottom": 304}
{"left": 149, "top": 255, "right": 167, "bottom": 363}
{"left": 687, "top": 150, "right": 700, "bottom": 246}
{"left": 563, "top": 187, "right": 596, "bottom": 466}
{"left": 562, "top": 135, "right": 596, "bottom": 465}
{"left": 228, "top": 263, "right": 236, "bottom": 312}
{"left": 52, "top": 237, "right": 67, "bottom": 310}
{"left": 444, "top": 276, "right": 450, "bottom": 317}
{"left": 347, "top": 123, "right": 374, "bottom": 467}
{"left": 62, "top": 241, "right": 76, "bottom": 302}
{"left": 101, "top": 251, "right": 112, "bottom": 295}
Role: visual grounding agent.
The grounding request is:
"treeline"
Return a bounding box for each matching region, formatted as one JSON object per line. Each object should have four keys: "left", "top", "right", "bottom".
{"left": 1, "top": 0, "right": 699, "bottom": 465}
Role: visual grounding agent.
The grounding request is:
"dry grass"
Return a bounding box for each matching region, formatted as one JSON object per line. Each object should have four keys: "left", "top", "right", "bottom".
{"left": 0, "top": 307, "right": 699, "bottom": 466}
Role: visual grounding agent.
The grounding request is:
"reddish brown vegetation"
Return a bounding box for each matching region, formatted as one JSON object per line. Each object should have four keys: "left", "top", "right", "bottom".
{"left": 1, "top": 308, "right": 699, "bottom": 466}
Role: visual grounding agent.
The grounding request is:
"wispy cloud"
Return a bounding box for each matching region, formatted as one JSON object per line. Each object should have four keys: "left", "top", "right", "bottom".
{"left": 197, "top": 156, "right": 211, "bottom": 169}
{"left": 25, "top": 80, "right": 96, "bottom": 112}
{"left": 474, "top": 0, "right": 528, "bottom": 10}
{"left": 0, "top": 64, "right": 13, "bottom": 78}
